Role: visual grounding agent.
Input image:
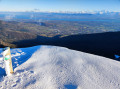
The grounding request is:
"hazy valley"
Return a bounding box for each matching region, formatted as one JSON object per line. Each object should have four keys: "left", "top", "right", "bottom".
{"left": 0, "top": 12, "right": 120, "bottom": 59}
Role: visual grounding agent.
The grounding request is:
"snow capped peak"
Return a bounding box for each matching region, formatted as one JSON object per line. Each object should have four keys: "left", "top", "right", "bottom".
{"left": 0, "top": 45, "right": 120, "bottom": 89}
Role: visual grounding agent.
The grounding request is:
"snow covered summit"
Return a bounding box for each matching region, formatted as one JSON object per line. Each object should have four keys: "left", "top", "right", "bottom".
{"left": 0, "top": 45, "right": 120, "bottom": 89}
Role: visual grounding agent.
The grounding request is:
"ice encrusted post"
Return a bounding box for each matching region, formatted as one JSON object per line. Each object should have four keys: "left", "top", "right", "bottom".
{"left": 3, "top": 47, "right": 14, "bottom": 76}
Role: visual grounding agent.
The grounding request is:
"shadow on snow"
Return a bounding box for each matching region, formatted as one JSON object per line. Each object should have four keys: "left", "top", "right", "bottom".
{"left": 11, "top": 46, "right": 41, "bottom": 70}
{"left": 64, "top": 84, "right": 77, "bottom": 89}
{"left": 0, "top": 67, "right": 6, "bottom": 82}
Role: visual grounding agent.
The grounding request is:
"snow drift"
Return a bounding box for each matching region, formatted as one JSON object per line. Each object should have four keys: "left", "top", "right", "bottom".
{"left": 0, "top": 45, "right": 120, "bottom": 89}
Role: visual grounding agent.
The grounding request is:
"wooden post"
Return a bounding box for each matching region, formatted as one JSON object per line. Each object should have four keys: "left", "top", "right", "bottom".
{"left": 3, "top": 47, "right": 14, "bottom": 75}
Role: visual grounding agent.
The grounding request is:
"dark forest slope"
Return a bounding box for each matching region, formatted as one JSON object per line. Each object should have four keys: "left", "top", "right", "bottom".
{"left": 13, "top": 31, "right": 120, "bottom": 59}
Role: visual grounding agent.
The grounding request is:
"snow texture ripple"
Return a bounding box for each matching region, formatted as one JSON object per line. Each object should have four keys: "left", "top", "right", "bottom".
{"left": 0, "top": 45, "right": 120, "bottom": 89}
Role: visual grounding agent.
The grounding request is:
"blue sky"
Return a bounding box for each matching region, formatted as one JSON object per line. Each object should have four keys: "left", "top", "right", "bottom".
{"left": 0, "top": 0, "right": 120, "bottom": 12}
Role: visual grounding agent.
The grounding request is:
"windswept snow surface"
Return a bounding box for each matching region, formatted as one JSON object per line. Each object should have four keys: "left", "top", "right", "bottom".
{"left": 0, "top": 45, "right": 120, "bottom": 89}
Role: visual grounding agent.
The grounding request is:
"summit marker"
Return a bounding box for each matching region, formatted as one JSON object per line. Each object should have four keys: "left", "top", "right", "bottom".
{"left": 3, "top": 47, "right": 14, "bottom": 75}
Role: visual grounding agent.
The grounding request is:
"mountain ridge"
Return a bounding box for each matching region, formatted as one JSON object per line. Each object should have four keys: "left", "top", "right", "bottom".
{"left": 13, "top": 31, "right": 120, "bottom": 59}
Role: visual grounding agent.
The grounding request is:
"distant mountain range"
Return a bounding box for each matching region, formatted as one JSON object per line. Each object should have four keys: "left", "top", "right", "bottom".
{"left": 0, "top": 11, "right": 120, "bottom": 21}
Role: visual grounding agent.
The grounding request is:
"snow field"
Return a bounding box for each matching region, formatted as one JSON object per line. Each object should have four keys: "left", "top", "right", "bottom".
{"left": 0, "top": 46, "right": 120, "bottom": 89}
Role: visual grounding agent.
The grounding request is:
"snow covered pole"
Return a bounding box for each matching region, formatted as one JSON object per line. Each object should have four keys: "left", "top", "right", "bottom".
{"left": 3, "top": 47, "right": 14, "bottom": 76}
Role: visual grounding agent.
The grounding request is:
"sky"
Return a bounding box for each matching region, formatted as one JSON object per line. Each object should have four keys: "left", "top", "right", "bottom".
{"left": 0, "top": 0, "right": 120, "bottom": 12}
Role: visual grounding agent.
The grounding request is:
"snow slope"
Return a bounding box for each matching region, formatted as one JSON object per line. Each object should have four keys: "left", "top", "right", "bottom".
{"left": 0, "top": 45, "right": 120, "bottom": 89}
